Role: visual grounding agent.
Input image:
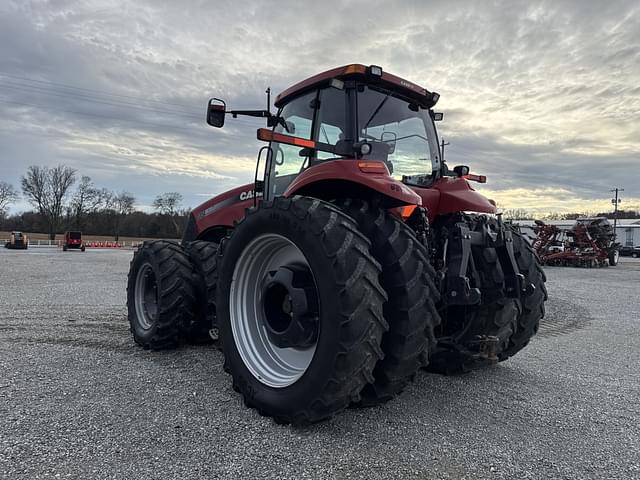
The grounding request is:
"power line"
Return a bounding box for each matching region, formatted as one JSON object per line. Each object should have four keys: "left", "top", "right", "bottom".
{"left": 0, "top": 72, "right": 270, "bottom": 126}
{"left": 0, "top": 78, "right": 199, "bottom": 115}
{"left": 0, "top": 98, "right": 206, "bottom": 135}
{"left": 0, "top": 98, "right": 267, "bottom": 136}
{"left": 0, "top": 82, "right": 203, "bottom": 119}
{"left": 0, "top": 72, "right": 203, "bottom": 111}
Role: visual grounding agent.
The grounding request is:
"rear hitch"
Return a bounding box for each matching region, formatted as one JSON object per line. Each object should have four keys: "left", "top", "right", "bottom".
{"left": 492, "top": 217, "right": 524, "bottom": 298}
{"left": 443, "top": 223, "right": 481, "bottom": 306}
{"left": 441, "top": 215, "right": 533, "bottom": 305}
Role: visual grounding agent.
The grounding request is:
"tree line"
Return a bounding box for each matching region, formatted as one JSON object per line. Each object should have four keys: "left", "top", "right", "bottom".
{"left": 2, "top": 166, "right": 637, "bottom": 239}
{"left": 0, "top": 165, "right": 189, "bottom": 240}
{"left": 502, "top": 208, "right": 640, "bottom": 221}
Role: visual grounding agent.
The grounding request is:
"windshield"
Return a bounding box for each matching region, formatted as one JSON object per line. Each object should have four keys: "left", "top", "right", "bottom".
{"left": 357, "top": 85, "right": 440, "bottom": 186}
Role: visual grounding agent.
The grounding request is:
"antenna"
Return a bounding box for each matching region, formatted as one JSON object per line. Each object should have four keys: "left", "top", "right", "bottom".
{"left": 265, "top": 87, "right": 271, "bottom": 115}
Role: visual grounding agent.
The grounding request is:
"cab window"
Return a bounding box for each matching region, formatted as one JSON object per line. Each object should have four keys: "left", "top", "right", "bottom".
{"left": 315, "top": 87, "right": 347, "bottom": 161}
{"left": 269, "top": 90, "right": 317, "bottom": 196}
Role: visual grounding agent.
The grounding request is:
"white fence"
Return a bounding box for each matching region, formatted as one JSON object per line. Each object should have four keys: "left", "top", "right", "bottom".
{"left": 2, "top": 238, "right": 143, "bottom": 248}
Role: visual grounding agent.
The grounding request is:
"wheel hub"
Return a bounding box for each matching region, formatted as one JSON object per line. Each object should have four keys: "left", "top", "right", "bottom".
{"left": 261, "top": 265, "right": 318, "bottom": 348}
{"left": 229, "top": 233, "right": 320, "bottom": 388}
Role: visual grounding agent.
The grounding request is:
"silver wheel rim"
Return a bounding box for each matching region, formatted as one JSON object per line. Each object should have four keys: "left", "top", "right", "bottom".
{"left": 230, "top": 233, "right": 318, "bottom": 388}
{"left": 135, "top": 263, "right": 158, "bottom": 330}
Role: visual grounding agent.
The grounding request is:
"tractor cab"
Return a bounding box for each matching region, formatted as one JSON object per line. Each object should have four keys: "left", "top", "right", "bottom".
{"left": 207, "top": 65, "right": 442, "bottom": 195}
{"left": 264, "top": 65, "right": 443, "bottom": 198}
{"left": 206, "top": 64, "right": 493, "bottom": 216}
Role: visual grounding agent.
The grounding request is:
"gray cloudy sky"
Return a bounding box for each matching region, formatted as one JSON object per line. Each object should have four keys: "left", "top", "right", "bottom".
{"left": 1, "top": 0, "right": 639, "bottom": 214}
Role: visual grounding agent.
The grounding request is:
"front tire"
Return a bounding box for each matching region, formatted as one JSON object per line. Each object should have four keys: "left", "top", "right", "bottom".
{"left": 216, "top": 196, "right": 387, "bottom": 424}
{"left": 127, "top": 240, "right": 197, "bottom": 350}
{"left": 608, "top": 250, "right": 619, "bottom": 266}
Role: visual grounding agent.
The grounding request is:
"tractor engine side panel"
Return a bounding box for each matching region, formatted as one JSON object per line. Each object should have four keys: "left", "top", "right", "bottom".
{"left": 186, "top": 183, "right": 258, "bottom": 241}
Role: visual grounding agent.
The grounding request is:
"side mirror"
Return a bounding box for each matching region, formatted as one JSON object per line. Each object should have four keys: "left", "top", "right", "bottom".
{"left": 206, "top": 98, "right": 226, "bottom": 127}
{"left": 432, "top": 112, "right": 444, "bottom": 121}
{"left": 298, "top": 147, "right": 314, "bottom": 157}
{"left": 453, "top": 165, "right": 469, "bottom": 177}
{"left": 381, "top": 131, "right": 397, "bottom": 154}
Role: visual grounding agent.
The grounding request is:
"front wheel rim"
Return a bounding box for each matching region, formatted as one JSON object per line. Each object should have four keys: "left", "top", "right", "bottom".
{"left": 229, "top": 233, "right": 319, "bottom": 388}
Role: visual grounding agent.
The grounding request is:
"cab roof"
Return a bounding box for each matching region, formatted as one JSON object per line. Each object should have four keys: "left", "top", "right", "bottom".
{"left": 274, "top": 64, "right": 439, "bottom": 109}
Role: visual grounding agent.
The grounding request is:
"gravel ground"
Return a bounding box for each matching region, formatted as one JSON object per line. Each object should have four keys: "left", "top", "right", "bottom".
{"left": 1, "top": 247, "right": 639, "bottom": 480}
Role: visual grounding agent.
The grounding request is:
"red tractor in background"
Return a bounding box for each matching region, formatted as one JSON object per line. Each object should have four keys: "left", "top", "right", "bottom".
{"left": 63, "top": 231, "right": 85, "bottom": 252}
{"left": 127, "top": 64, "right": 547, "bottom": 424}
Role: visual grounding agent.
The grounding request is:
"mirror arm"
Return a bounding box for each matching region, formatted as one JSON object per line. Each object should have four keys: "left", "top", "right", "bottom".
{"left": 229, "top": 109, "right": 272, "bottom": 118}
{"left": 228, "top": 109, "right": 279, "bottom": 127}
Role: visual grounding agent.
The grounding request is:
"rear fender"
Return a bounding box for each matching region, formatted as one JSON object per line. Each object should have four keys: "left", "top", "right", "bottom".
{"left": 284, "top": 160, "right": 421, "bottom": 208}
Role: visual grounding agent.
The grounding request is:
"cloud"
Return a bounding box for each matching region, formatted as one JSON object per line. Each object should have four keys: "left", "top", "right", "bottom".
{"left": 0, "top": 0, "right": 638, "bottom": 215}
{"left": 476, "top": 186, "right": 640, "bottom": 214}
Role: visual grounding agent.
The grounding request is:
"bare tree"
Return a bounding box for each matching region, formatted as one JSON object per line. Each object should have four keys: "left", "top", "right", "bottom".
{"left": 106, "top": 191, "right": 135, "bottom": 241}
{"left": 503, "top": 208, "right": 532, "bottom": 221}
{"left": 0, "top": 181, "right": 19, "bottom": 219}
{"left": 21, "top": 165, "right": 76, "bottom": 239}
{"left": 152, "top": 192, "right": 184, "bottom": 236}
{"left": 71, "top": 176, "right": 109, "bottom": 229}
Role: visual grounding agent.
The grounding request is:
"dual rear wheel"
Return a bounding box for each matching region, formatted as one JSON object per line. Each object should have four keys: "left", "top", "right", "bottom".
{"left": 217, "top": 196, "right": 443, "bottom": 422}
{"left": 127, "top": 196, "right": 442, "bottom": 423}
{"left": 127, "top": 240, "right": 216, "bottom": 349}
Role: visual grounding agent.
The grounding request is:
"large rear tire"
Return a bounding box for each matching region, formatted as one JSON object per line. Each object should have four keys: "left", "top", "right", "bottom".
{"left": 498, "top": 230, "right": 547, "bottom": 361}
{"left": 337, "top": 199, "right": 440, "bottom": 405}
{"left": 127, "top": 240, "right": 197, "bottom": 350}
{"left": 216, "top": 196, "right": 387, "bottom": 424}
{"left": 184, "top": 240, "right": 219, "bottom": 344}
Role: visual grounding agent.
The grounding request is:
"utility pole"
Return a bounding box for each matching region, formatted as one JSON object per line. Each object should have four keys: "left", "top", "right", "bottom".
{"left": 610, "top": 188, "right": 624, "bottom": 241}
{"left": 441, "top": 139, "right": 450, "bottom": 161}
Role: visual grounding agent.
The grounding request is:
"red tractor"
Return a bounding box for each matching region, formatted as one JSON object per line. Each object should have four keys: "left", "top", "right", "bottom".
{"left": 127, "top": 64, "right": 547, "bottom": 423}
{"left": 63, "top": 231, "right": 85, "bottom": 252}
